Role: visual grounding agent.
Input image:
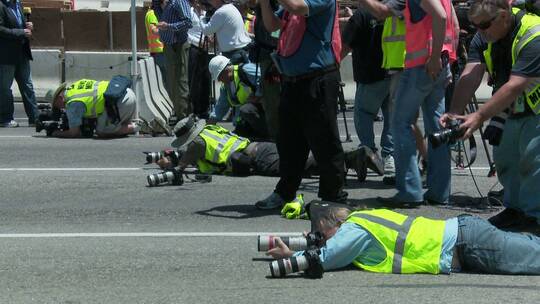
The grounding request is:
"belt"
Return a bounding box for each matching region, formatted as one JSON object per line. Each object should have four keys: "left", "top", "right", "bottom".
{"left": 281, "top": 64, "right": 339, "bottom": 83}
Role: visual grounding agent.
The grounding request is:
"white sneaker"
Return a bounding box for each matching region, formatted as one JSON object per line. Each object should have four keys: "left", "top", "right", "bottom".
{"left": 1, "top": 120, "right": 19, "bottom": 128}
{"left": 383, "top": 155, "right": 395, "bottom": 176}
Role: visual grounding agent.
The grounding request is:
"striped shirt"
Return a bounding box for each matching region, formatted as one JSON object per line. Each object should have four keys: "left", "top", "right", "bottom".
{"left": 152, "top": 0, "right": 192, "bottom": 45}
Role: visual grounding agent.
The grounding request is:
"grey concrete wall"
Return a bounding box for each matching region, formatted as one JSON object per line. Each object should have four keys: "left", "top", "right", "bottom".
{"left": 12, "top": 50, "right": 492, "bottom": 103}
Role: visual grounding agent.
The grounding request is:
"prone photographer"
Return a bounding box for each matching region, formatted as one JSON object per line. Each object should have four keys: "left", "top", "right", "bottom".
{"left": 440, "top": 0, "right": 540, "bottom": 233}
{"left": 265, "top": 207, "right": 540, "bottom": 277}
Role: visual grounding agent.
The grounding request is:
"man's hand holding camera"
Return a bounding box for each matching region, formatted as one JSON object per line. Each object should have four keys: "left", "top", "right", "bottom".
{"left": 440, "top": 111, "right": 484, "bottom": 140}
{"left": 265, "top": 237, "right": 294, "bottom": 259}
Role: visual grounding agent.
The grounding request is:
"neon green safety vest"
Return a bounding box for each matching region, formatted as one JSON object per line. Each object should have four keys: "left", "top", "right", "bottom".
{"left": 381, "top": 16, "right": 406, "bottom": 70}
{"left": 65, "top": 79, "right": 109, "bottom": 118}
{"left": 196, "top": 125, "right": 250, "bottom": 174}
{"left": 483, "top": 8, "right": 540, "bottom": 114}
{"left": 346, "top": 209, "right": 446, "bottom": 274}
{"left": 145, "top": 10, "right": 164, "bottom": 53}
{"left": 225, "top": 65, "right": 253, "bottom": 107}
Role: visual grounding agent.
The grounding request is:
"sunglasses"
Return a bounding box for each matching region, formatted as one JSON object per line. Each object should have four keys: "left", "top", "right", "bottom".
{"left": 473, "top": 15, "right": 498, "bottom": 30}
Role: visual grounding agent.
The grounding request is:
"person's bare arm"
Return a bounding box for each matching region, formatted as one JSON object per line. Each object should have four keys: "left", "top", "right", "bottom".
{"left": 420, "top": 0, "right": 447, "bottom": 79}
{"left": 457, "top": 74, "right": 530, "bottom": 139}
{"left": 278, "top": 0, "right": 309, "bottom": 16}
{"left": 260, "top": 0, "right": 282, "bottom": 32}
{"left": 358, "top": 0, "right": 395, "bottom": 20}
{"left": 439, "top": 62, "right": 485, "bottom": 126}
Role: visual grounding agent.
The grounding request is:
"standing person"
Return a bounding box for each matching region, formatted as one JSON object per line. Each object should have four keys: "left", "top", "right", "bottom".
{"left": 251, "top": 0, "right": 281, "bottom": 140}
{"left": 255, "top": 0, "right": 347, "bottom": 209}
{"left": 188, "top": 0, "right": 211, "bottom": 118}
{"left": 198, "top": 0, "right": 252, "bottom": 64}
{"left": 441, "top": 1, "right": 540, "bottom": 233}
{"left": 374, "top": 0, "right": 459, "bottom": 206}
{"left": 0, "top": 0, "right": 38, "bottom": 128}
{"left": 145, "top": 7, "right": 167, "bottom": 85}
{"left": 341, "top": 8, "right": 392, "bottom": 180}
{"left": 152, "top": 0, "right": 193, "bottom": 120}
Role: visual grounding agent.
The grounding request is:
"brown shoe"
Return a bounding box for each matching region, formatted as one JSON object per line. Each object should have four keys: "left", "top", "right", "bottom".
{"left": 364, "top": 146, "right": 384, "bottom": 176}
{"left": 345, "top": 148, "right": 367, "bottom": 182}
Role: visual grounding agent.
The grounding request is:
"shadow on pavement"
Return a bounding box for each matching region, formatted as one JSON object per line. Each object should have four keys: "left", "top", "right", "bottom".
{"left": 195, "top": 204, "right": 279, "bottom": 219}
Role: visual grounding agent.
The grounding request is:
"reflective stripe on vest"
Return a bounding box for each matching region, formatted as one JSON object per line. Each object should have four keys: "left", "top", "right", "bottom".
{"left": 403, "top": 0, "right": 457, "bottom": 68}
{"left": 381, "top": 16, "right": 406, "bottom": 69}
{"left": 226, "top": 65, "right": 252, "bottom": 107}
{"left": 65, "top": 79, "right": 109, "bottom": 118}
{"left": 145, "top": 10, "right": 164, "bottom": 53}
{"left": 485, "top": 8, "right": 540, "bottom": 114}
{"left": 346, "top": 209, "right": 446, "bottom": 274}
{"left": 196, "top": 126, "right": 250, "bottom": 173}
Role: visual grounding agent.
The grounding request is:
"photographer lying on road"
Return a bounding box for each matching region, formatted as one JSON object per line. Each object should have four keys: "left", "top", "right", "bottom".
{"left": 154, "top": 115, "right": 380, "bottom": 194}
{"left": 266, "top": 207, "right": 540, "bottom": 277}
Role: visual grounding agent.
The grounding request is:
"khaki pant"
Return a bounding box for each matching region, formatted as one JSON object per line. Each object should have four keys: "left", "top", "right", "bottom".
{"left": 164, "top": 41, "right": 190, "bottom": 118}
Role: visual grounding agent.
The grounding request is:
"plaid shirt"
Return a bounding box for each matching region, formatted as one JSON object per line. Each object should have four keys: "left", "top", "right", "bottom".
{"left": 152, "top": 0, "right": 192, "bottom": 45}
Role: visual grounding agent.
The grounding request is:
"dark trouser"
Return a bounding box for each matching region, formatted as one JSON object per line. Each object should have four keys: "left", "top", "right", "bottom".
{"left": 456, "top": 215, "right": 540, "bottom": 274}
{"left": 274, "top": 69, "right": 347, "bottom": 202}
{"left": 252, "top": 142, "right": 317, "bottom": 177}
{"left": 234, "top": 103, "right": 269, "bottom": 141}
{"left": 151, "top": 52, "right": 167, "bottom": 88}
{"left": 0, "top": 59, "right": 37, "bottom": 124}
{"left": 259, "top": 56, "right": 281, "bottom": 141}
{"left": 222, "top": 48, "right": 249, "bottom": 64}
{"left": 188, "top": 45, "right": 211, "bottom": 118}
{"left": 164, "top": 41, "right": 190, "bottom": 118}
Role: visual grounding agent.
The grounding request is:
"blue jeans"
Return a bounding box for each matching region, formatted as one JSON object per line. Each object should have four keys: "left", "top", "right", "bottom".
{"left": 354, "top": 79, "right": 393, "bottom": 158}
{"left": 494, "top": 115, "right": 540, "bottom": 222}
{"left": 457, "top": 215, "right": 540, "bottom": 274}
{"left": 391, "top": 65, "right": 451, "bottom": 203}
{"left": 0, "top": 60, "right": 38, "bottom": 124}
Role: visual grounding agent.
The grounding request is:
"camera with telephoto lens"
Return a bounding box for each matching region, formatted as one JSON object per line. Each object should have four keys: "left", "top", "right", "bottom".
{"left": 147, "top": 169, "right": 184, "bottom": 187}
{"left": 35, "top": 104, "right": 69, "bottom": 136}
{"left": 143, "top": 149, "right": 183, "bottom": 166}
{"left": 269, "top": 249, "right": 324, "bottom": 278}
{"left": 257, "top": 232, "right": 324, "bottom": 252}
{"left": 429, "top": 119, "right": 464, "bottom": 148}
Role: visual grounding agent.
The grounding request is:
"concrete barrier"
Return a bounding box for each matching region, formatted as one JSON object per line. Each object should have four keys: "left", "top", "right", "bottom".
{"left": 14, "top": 50, "right": 493, "bottom": 104}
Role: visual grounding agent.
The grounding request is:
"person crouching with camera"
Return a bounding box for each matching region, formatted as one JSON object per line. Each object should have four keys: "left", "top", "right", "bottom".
{"left": 440, "top": 0, "right": 540, "bottom": 234}
{"left": 46, "top": 78, "right": 138, "bottom": 138}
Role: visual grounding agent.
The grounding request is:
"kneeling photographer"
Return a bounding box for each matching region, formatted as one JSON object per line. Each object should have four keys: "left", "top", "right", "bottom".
{"left": 44, "top": 77, "right": 138, "bottom": 138}
{"left": 440, "top": 0, "right": 540, "bottom": 233}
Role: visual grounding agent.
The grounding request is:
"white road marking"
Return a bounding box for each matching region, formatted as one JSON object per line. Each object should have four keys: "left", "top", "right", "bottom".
{"left": 0, "top": 232, "right": 302, "bottom": 238}
{"left": 0, "top": 167, "right": 494, "bottom": 171}
{"left": 0, "top": 168, "right": 143, "bottom": 171}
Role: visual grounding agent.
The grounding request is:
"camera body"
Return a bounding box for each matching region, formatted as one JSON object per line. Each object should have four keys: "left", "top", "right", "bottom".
{"left": 429, "top": 119, "right": 464, "bottom": 148}
{"left": 35, "top": 104, "right": 69, "bottom": 136}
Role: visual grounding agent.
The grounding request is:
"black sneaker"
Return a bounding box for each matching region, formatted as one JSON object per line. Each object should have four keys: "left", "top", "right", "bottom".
{"left": 376, "top": 196, "right": 424, "bottom": 209}
{"left": 488, "top": 208, "right": 527, "bottom": 229}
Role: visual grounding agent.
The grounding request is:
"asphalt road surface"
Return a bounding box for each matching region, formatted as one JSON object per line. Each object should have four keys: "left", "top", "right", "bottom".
{"left": 0, "top": 104, "right": 538, "bottom": 304}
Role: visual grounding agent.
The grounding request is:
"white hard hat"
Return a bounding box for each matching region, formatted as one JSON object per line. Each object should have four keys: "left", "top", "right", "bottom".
{"left": 208, "top": 55, "right": 231, "bottom": 81}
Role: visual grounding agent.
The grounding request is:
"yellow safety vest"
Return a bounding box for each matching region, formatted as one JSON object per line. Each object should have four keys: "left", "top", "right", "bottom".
{"left": 346, "top": 209, "right": 446, "bottom": 274}
{"left": 225, "top": 65, "right": 253, "bottom": 107}
{"left": 196, "top": 125, "right": 250, "bottom": 174}
{"left": 483, "top": 8, "right": 540, "bottom": 114}
{"left": 65, "top": 79, "right": 109, "bottom": 118}
{"left": 145, "top": 10, "right": 164, "bottom": 53}
{"left": 381, "top": 16, "right": 406, "bottom": 70}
